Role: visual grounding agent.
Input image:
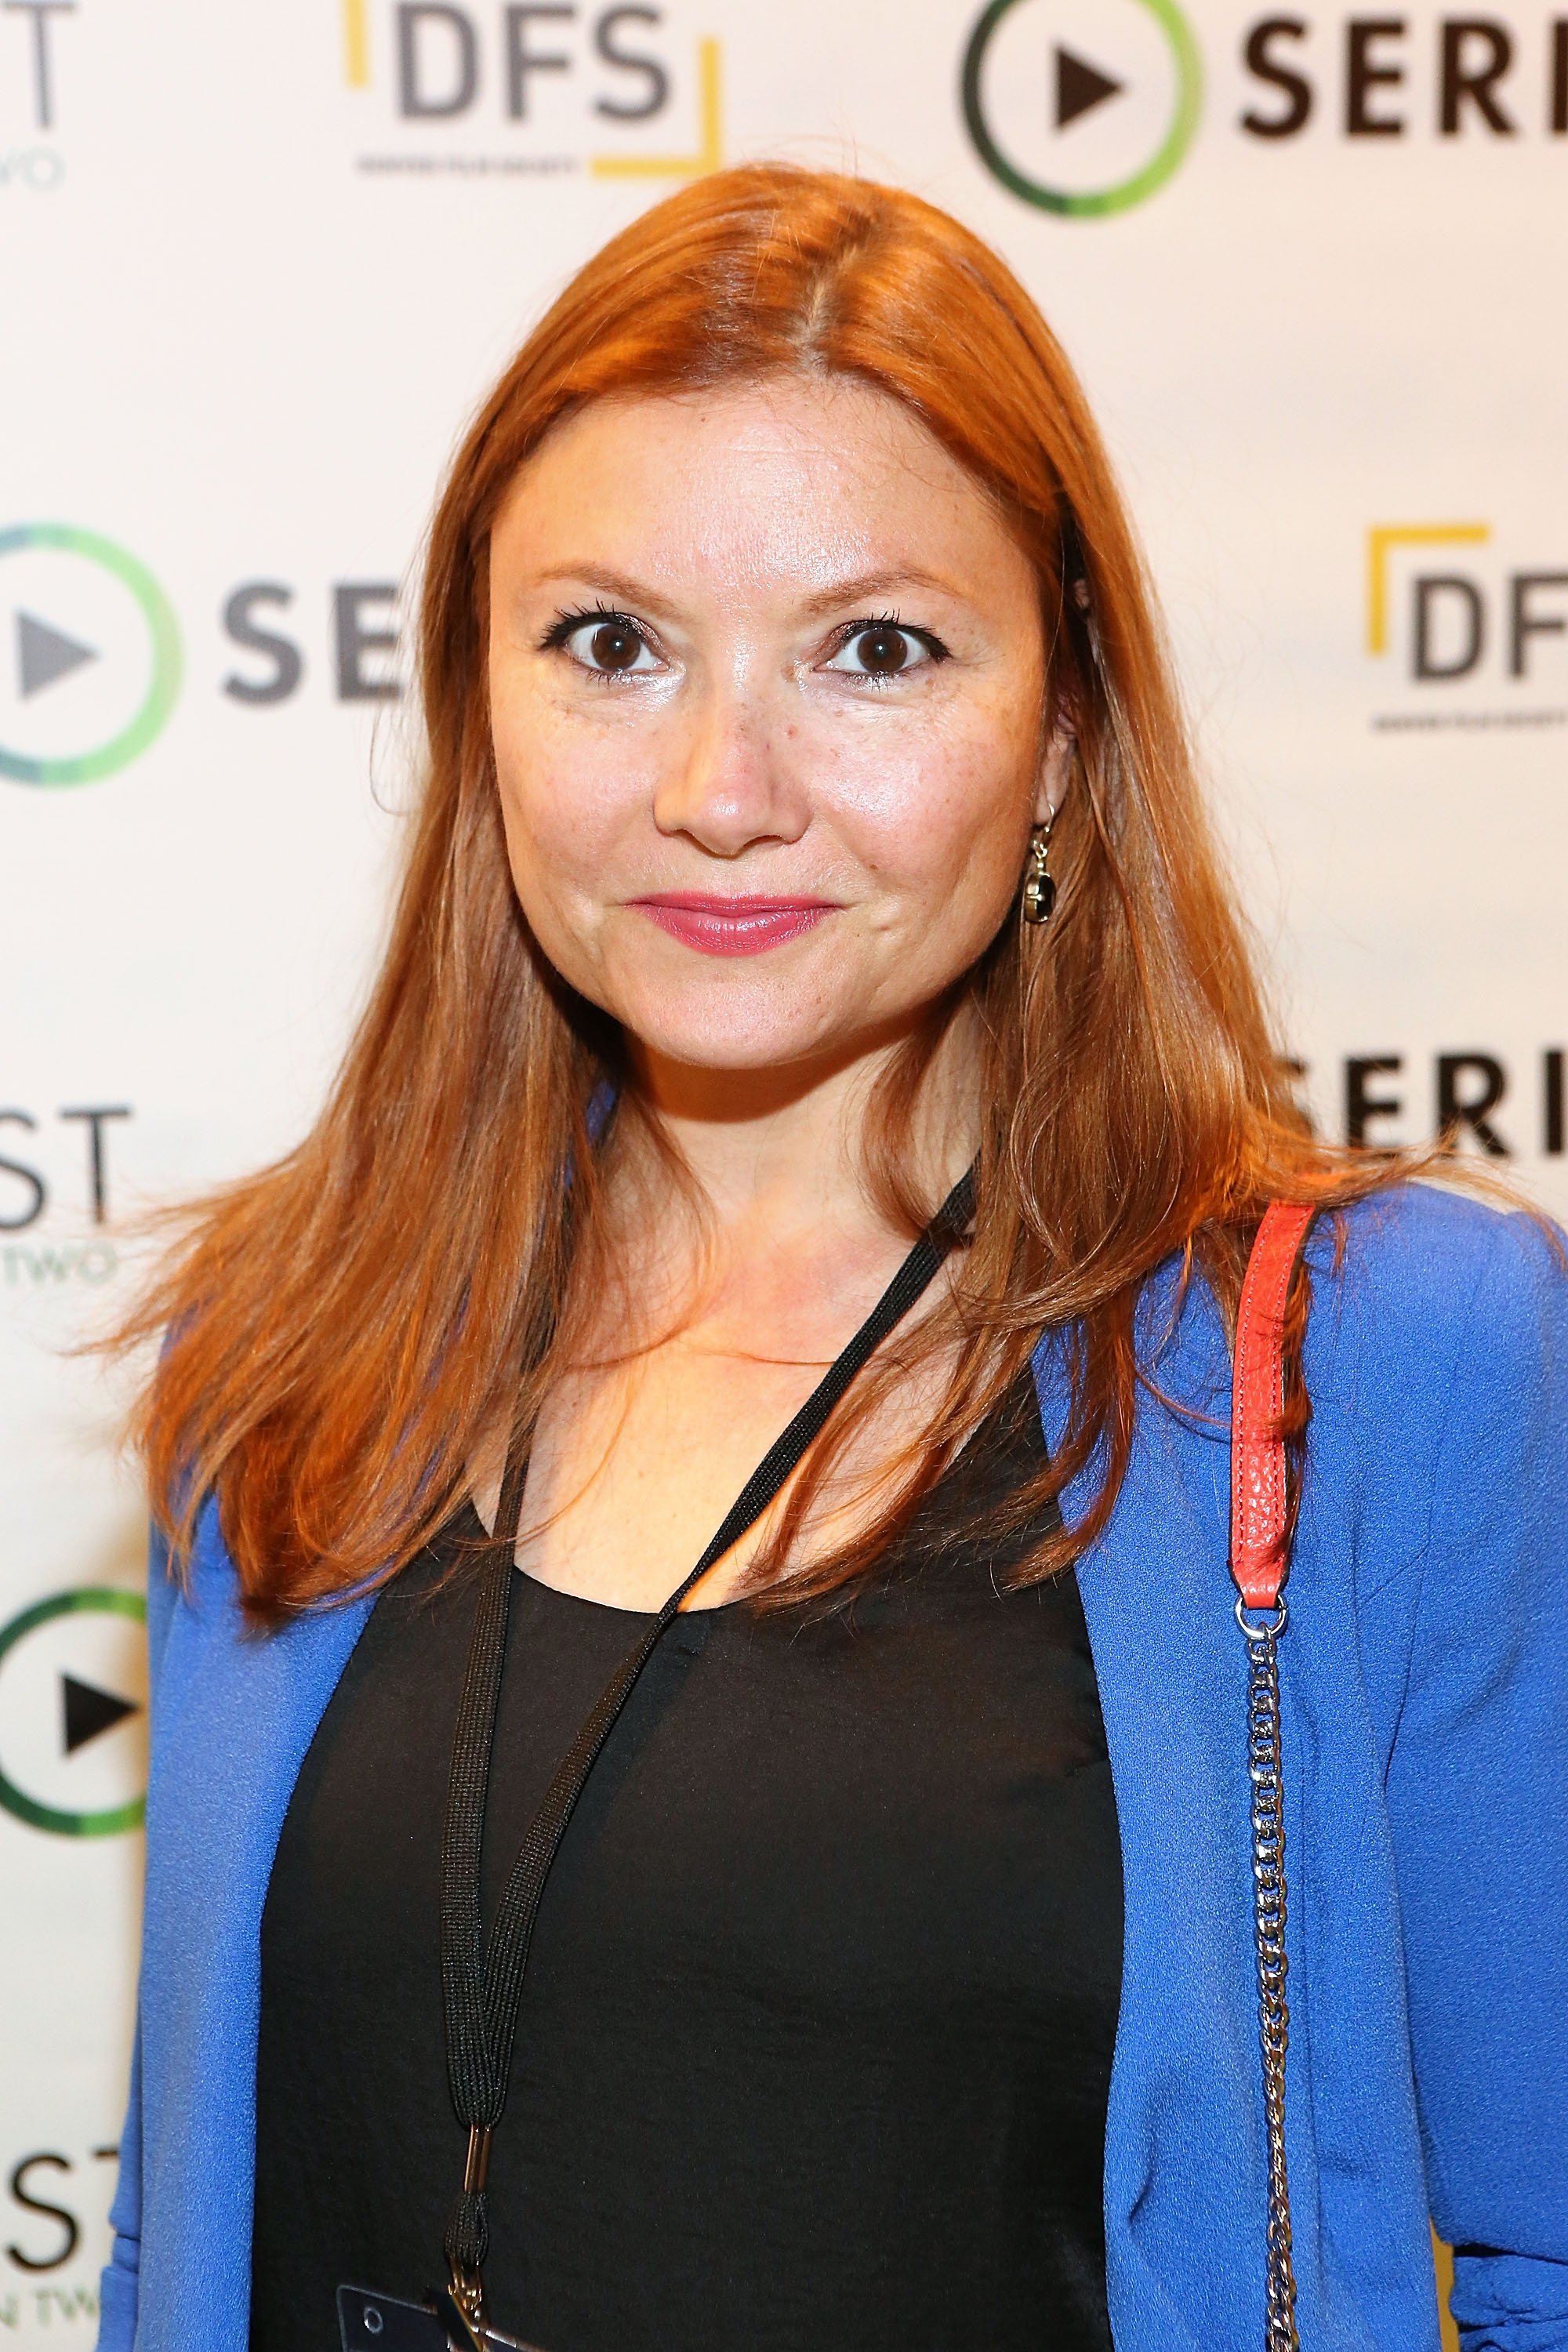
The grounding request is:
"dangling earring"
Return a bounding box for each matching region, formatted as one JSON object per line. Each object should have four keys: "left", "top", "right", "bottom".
{"left": 1022, "top": 815, "right": 1056, "bottom": 927}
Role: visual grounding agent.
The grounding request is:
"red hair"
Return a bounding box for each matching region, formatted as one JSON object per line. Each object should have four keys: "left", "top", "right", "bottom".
{"left": 116, "top": 163, "right": 1403, "bottom": 1618}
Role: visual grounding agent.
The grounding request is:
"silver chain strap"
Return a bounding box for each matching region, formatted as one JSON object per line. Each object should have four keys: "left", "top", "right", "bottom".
{"left": 1239, "top": 1595, "right": 1300, "bottom": 2352}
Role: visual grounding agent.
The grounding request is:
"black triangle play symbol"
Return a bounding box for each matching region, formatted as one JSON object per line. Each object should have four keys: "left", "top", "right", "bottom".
{"left": 17, "top": 609, "right": 98, "bottom": 699}
{"left": 62, "top": 1672, "right": 140, "bottom": 1755}
{"left": 1055, "top": 45, "right": 1125, "bottom": 129}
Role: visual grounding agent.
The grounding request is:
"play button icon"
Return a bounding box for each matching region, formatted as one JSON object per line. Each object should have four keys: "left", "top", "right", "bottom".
{"left": 0, "top": 524, "right": 180, "bottom": 786}
{"left": 17, "top": 608, "right": 98, "bottom": 699}
{"left": 0, "top": 1586, "right": 148, "bottom": 1836}
{"left": 964, "top": 0, "right": 1203, "bottom": 217}
{"left": 1055, "top": 45, "right": 1124, "bottom": 129}
{"left": 62, "top": 1671, "right": 140, "bottom": 1755}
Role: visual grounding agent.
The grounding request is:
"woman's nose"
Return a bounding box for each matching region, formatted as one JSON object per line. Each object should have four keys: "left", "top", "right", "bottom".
{"left": 651, "top": 683, "right": 809, "bottom": 858}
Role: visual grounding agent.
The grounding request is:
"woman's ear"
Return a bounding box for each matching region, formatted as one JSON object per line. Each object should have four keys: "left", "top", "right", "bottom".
{"left": 1034, "top": 708, "right": 1076, "bottom": 827}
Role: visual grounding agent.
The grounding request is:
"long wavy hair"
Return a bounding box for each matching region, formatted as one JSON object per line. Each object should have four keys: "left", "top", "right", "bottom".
{"left": 115, "top": 162, "right": 1400, "bottom": 1621}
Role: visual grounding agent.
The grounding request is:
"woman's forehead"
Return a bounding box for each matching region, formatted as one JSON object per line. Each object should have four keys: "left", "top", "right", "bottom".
{"left": 492, "top": 377, "right": 1033, "bottom": 611}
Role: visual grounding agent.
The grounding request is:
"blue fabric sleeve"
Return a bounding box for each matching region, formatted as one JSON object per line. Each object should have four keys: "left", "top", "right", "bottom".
{"left": 96, "top": 2021, "right": 141, "bottom": 2352}
{"left": 94, "top": 1520, "right": 179, "bottom": 2352}
{"left": 1383, "top": 1210, "right": 1568, "bottom": 2350}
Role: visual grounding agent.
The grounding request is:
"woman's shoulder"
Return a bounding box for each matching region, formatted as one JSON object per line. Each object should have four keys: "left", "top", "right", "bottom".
{"left": 1308, "top": 1177, "right": 1567, "bottom": 1399}
{"left": 1327, "top": 1168, "right": 1558, "bottom": 1269}
{"left": 145, "top": 1489, "right": 376, "bottom": 1729}
{"left": 1127, "top": 1179, "right": 1568, "bottom": 1606}
{"left": 1131, "top": 1178, "right": 1563, "bottom": 1428}
{"left": 1296, "top": 1181, "right": 1568, "bottom": 1635}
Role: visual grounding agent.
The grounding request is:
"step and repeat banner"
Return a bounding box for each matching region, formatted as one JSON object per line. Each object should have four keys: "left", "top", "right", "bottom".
{"left": 2, "top": 0, "right": 1563, "bottom": 2336}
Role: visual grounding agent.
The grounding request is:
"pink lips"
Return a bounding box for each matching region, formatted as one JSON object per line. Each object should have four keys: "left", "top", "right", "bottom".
{"left": 630, "top": 894, "right": 837, "bottom": 957}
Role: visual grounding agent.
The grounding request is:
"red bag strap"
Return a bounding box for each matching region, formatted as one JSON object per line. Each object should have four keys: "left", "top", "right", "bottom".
{"left": 1230, "top": 1201, "right": 1316, "bottom": 1611}
{"left": 1230, "top": 1200, "right": 1316, "bottom": 2352}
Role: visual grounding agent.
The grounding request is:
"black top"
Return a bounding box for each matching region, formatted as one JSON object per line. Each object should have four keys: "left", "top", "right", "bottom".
{"left": 251, "top": 1376, "right": 1123, "bottom": 2352}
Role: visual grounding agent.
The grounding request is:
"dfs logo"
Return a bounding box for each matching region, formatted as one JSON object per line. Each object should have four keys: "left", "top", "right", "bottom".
{"left": 1367, "top": 522, "right": 1568, "bottom": 720}
{"left": 341, "top": 0, "right": 724, "bottom": 180}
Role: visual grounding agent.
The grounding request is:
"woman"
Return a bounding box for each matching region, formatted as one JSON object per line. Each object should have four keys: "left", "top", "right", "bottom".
{"left": 97, "top": 166, "right": 1566, "bottom": 2352}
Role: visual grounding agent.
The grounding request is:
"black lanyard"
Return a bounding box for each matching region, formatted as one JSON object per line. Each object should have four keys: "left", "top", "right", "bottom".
{"left": 437, "top": 1167, "right": 975, "bottom": 2332}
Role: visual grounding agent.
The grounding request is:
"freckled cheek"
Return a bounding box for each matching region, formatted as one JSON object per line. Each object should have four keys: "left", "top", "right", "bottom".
{"left": 814, "top": 722, "right": 1033, "bottom": 916}
{"left": 492, "top": 706, "right": 653, "bottom": 912}
{"left": 494, "top": 779, "right": 629, "bottom": 1004}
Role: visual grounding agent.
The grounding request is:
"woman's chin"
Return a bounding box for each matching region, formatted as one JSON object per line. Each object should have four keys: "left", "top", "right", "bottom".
{"left": 612, "top": 1001, "right": 909, "bottom": 1091}
{"left": 628, "top": 1025, "right": 866, "bottom": 1080}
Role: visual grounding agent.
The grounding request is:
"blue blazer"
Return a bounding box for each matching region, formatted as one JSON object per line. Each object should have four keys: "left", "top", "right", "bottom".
{"left": 96, "top": 1186, "right": 1568, "bottom": 2352}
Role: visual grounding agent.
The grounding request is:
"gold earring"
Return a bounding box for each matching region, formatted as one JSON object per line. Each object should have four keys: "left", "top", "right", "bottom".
{"left": 1022, "top": 818, "right": 1056, "bottom": 927}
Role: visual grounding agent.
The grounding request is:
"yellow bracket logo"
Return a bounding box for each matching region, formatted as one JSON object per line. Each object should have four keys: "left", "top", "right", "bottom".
{"left": 1366, "top": 522, "right": 1490, "bottom": 655}
{"left": 591, "top": 36, "right": 722, "bottom": 177}
{"left": 344, "top": 0, "right": 371, "bottom": 87}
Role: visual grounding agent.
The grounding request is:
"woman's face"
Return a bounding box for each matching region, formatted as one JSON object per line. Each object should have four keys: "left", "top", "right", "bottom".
{"left": 487, "top": 375, "right": 1055, "bottom": 1082}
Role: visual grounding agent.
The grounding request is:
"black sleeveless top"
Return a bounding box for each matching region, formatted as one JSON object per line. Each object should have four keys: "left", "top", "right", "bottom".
{"left": 250, "top": 1375, "right": 1122, "bottom": 2352}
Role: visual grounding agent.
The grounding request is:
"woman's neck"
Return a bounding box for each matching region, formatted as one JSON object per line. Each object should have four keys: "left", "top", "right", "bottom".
{"left": 621, "top": 1003, "right": 980, "bottom": 1263}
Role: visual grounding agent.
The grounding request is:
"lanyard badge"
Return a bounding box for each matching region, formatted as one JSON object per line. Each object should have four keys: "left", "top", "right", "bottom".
{"left": 336, "top": 2282, "right": 547, "bottom": 2350}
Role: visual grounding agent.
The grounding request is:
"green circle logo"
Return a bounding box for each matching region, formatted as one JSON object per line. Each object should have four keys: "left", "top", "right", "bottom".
{"left": 0, "top": 524, "right": 181, "bottom": 785}
{"left": 0, "top": 1587, "right": 147, "bottom": 1836}
{"left": 962, "top": 0, "right": 1202, "bottom": 217}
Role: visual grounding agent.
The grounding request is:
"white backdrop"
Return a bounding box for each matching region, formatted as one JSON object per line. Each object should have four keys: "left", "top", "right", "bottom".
{"left": 3, "top": 0, "right": 1564, "bottom": 2335}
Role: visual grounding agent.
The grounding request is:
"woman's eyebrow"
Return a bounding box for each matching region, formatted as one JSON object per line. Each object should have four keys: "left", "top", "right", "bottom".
{"left": 530, "top": 564, "right": 677, "bottom": 615}
{"left": 524, "top": 564, "right": 967, "bottom": 619}
{"left": 797, "top": 567, "right": 964, "bottom": 617}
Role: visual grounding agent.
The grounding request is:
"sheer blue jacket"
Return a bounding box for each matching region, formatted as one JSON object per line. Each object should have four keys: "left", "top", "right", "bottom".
{"left": 96, "top": 1186, "right": 1568, "bottom": 2351}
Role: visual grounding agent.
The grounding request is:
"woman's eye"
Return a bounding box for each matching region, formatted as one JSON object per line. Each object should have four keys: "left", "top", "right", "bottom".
{"left": 822, "top": 622, "right": 942, "bottom": 680}
{"left": 560, "top": 615, "right": 659, "bottom": 676}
